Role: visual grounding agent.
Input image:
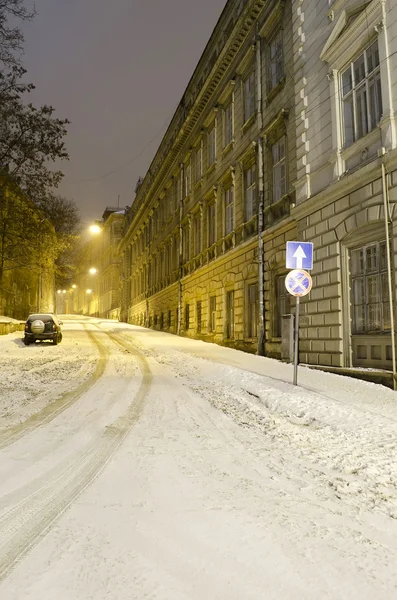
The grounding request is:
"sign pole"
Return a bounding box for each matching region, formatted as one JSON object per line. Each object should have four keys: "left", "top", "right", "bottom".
{"left": 293, "top": 296, "right": 300, "bottom": 386}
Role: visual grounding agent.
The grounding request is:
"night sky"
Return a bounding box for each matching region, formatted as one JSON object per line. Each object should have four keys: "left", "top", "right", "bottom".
{"left": 22, "top": 0, "right": 226, "bottom": 224}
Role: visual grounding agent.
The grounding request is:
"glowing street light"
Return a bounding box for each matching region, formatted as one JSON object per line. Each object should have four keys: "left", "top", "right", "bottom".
{"left": 86, "top": 289, "right": 92, "bottom": 294}
{"left": 71, "top": 284, "right": 77, "bottom": 289}
{"left": 89, "top": 224, "right": 101, "bottom": 235}
{"left": 89, "top": 267, "right": 97, "bottom": 275}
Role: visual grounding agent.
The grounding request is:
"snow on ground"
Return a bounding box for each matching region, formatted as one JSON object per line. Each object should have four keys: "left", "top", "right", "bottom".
{"left": 0, "top": 320, "right": 99, "bottom": 427}
{"left": 0, "top": 316, "right": 397, "bottom": 599}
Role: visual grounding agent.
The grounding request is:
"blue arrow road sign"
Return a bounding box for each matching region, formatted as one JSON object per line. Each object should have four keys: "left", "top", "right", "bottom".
{"left": 285, "top": 269, "right": 313, "bottom": 297}
{"left": 286, "top": 241, "right": 313, "bottom": 270}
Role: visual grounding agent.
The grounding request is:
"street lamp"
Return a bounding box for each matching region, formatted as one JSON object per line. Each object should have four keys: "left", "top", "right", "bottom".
{"left": 89, "top": 267, "right": 97, "bottom": 275}
{"left": 89, "top": 224, "right": 102, "bottom": 235}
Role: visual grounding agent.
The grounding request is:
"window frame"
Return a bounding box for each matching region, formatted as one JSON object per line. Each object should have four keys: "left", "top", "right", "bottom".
{"left": 244, "top": 163, "right": 257, "bottom": 222}
{"left": 340, "top": 40, "right": 382, "bottom": 148}
{"left": 223, "top": 100, "right": 233, "bottom": 147}
{"left": 247, "top": 282, "right": 258, "bottom": 338}
{"left": 268, "top": 29, "right": 284, "bottom": 93}
{"left": 195, "top": 145, "right": 202, "bottom": 182}
{"left": 274, "top": 273, "right": 291, "bottom": 338}
{"left": 209, "top": 295, "right": 217, "bottom": 333}
{"left": 350, "top": 240, "right": 390, "bottom": 334}
{"left": 243, "top": 69, "right": 256, "bottom": 123}
{"left": 224, "top": 186, "right": 234, "bottom": 236}
{"left": 208, "top": 201, "right": 216, "bottom": 247}
{"left": 208, "top": 124, "right": 216, "bottom": 167}
{"left": 272, "top": 136, "right": 287, "bottom": 204}
{"left": 194, "top": 212, "right": 201, "bottom": 257}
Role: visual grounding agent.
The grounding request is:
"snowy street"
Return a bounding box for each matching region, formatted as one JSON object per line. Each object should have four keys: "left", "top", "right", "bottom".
{"left": 0, "top": 317, "right": 397, "bottom": 599}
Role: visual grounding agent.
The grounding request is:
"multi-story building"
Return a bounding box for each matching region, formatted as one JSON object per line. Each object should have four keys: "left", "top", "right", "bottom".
{"left": 291, "top": 0, "right": 397, "bottom": 373}
{"left": 119, "top": 0, "right": 297, "bottom": 355}
{"left": 97, "top": 207, "right": 125, "bottom": 319}
{"left": 119, "top": 0, "right": 397, "bottom": 380}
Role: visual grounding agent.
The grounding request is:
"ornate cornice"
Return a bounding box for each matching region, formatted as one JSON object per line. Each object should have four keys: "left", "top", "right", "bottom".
{"left": 120, "top": 0, "right": 268, "bottom": 248}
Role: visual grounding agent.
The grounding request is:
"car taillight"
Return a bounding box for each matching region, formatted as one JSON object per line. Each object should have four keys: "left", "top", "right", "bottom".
{"left": 24, "top": 324, "right": 28, "bottom": 331}
{"left": 53, "top": 324, "right": 57, "bottom": 331}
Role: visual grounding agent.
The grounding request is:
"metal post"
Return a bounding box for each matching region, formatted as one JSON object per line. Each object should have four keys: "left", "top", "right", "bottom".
{"left": 256, "top": 29, "right": 265, "bottom": 356}
{"left": 293, "top": 297, "right": 300, "bottom": 385}
{"left": 381, "top": 162, "right": 397, "bottom": 390}
{"left": 177, "top": 164, "right": 184, "bottom": 336}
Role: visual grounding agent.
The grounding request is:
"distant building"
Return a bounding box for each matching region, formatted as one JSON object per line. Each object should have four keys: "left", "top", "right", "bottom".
{"left": 72, "top": 207, "right": 125, "bottom": 319}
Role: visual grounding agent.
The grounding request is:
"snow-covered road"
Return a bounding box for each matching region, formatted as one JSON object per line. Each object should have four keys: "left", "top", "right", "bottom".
{"left": 0, "top": 317, "right": 397, "bottom": 599}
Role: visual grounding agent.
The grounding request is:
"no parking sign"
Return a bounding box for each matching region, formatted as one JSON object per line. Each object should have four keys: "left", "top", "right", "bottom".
{"left": 285, "top": 269, "right": 312, "bottom": 297}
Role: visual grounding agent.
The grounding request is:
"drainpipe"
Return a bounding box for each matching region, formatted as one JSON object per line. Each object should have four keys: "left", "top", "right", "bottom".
{"left": 146, "top": 232, "right": 150, "bottom": 327}
{"left": 177, "top": 163, "right": 184, "bottom": 336}
{"left": 381, "top": 158, "right": 397, "bottom": 390}
{"left": 256, "top": 30, "right": 265, "bottom": 356}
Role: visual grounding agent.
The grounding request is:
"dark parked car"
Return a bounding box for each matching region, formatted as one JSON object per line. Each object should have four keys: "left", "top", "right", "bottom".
{"left": 24, "top": 313, "right": 63, "bottom": 345}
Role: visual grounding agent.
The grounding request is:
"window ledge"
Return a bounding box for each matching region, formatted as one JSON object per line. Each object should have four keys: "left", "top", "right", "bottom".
{"left": 266, "top": 77, "right": 286, "bottom": 105}
{"left": 193, "top": 179, "right": 203, "bottom": 191}
{"left": 206, "top": 162, "right": 216, "bottom": 176}
{"left": 341, "top": 128, "right": 380, "bottom": 162}
{"left": 222, "top": 139, "right": 235, "bottom": 157}
{"left": 241, "top": 113, "right": 256, "bottom": 134}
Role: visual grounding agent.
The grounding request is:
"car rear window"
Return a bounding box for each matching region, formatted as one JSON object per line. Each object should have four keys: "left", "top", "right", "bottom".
{"left": 27, "top": 314, "right": 53, "bottom": 323}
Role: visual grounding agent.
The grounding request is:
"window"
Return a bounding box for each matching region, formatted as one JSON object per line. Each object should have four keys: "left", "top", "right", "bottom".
{"left": 209, "top": 296, "right": 216, "bottom": 332}
{"left": 224, "top": 187, "right": 234, "bottom": 235}
{"left": 182, "top": 225, "right": 190, "bottom": 262}
{"left": 208, "top": 125, "right": 216, "bottom": 166}
{"left": 341, "top": 41, "right": 382, "bottom": 147}
{"left": 195, "top": 147, "right": 202, "bottom": 182}
{"left": 194, "top": 213, "right": 201, "bottom": 256}
{"left": 272, "top": 136, "right": 286, "bottom": 203}
{"left": 196, "top": 301, "right": 202, "bottom": 333}
{"left": 224, "top": 101, "right": 233, "bottom": 146}
{"left": 243, "top": 70, "right": 255, "bottom": 122}
{"left": 247, "top": 283, "right": 258, "bottom": 338}
{"left": 165, "top": 243, "right": 170, "bottom": 275}
{"left": 226, "top": 290, "right": 235, "bottom": 339}
{"left": 185, "top": 304, "right": 190, "bottom": 330}
{"left": 244, "top": 164, "right": 257, "bottom": 221}
{"left": 208, "top": 202, "right": 216, "bottom": 246}
{"left": 185, "top": 164, "right": 191, "bottom": 197}
{"left": 269, "top": 30, "right": 284, "bottom": 92}
{"left": 351, "top": 241, "right": 390, "bottom": 334}
{"left": 274, "top": 275, "right": 291, "bottom": 337}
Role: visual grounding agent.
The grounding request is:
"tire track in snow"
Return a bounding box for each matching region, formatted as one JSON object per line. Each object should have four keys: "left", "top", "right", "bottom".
{"left": 0, "top": 332, "right": 152, "bottom": 582}
{"left": 0, "top": 328, "right": 108, "bottom": 450}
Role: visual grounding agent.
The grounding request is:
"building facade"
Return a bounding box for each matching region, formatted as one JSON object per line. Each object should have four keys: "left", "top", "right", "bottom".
{"left": 119, "top": 0, "right": 297, "bottom": 356}
{"left": 119, "top": 0, "right": 397, "bottom": 376}
{"left": 292, "top": 0, "right": 397, "bottom": 371}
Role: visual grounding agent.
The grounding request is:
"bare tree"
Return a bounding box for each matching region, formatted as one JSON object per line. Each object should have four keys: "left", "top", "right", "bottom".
{"left": 0, "top": 0, "right": 35, "bottom": 69}
{"left": 38, "top": 194, "right": 82, "bottom": 288}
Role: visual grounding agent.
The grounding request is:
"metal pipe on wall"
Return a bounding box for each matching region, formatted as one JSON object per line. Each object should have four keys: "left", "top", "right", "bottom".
{"left": 177, "top": 164, "right": 184, "bottom": 336}
{"left": 381, "top": 159, "right": 397, "bottom": 390}
{"left": 256, "top": 30, "right": 265, "bottom": 356}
